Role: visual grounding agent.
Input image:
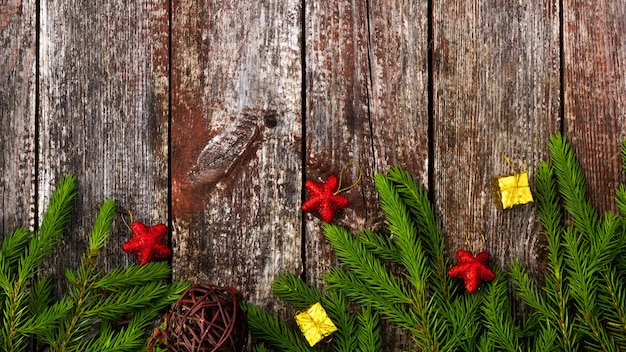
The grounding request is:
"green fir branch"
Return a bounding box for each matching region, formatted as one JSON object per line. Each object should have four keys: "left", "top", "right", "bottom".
{"left": 88, "top": 198, "right": 117, "bottom": 252}
{"left": 88, "top": 281, "right": 172, "bottom": 321}
{"left": 547, "top": 133, "right": 599, "bottom": 240}
{"left": 322, "top": 223, "right": 412, "bottom": 305}
{"left": 323, "top": 267, "right": 419, "bottom": 334}
{"left": 374, "top": 173, "right": 429, "bottom": 295}
{"left": 0, "top": 228, "right": 32, "bottom": 277}
{"left": 532, "top": 159, "right": 577, "bottom": 351}
{"left": 321, "top": 290, "right": 359, "bottom": 352}
{"left": 29, "top": 277, "right": 54, "bottom": 317}
{"left": 51, "top": 199, "right": 116, "bottom": 352}
{"left": 242, "top": 301, "right": 312, "bottom": 352}
{"left": 1, "top": 175, "right": 78, "bottom": 352}
{"left": 249, "top": 272, "right": 380, "bottom": 351}
{"left": 271, "top": 272, "right": 323, "bottom": 309}
{"left": 20, "top": 298, "right": 73, "bottom": 337}
{"left": 251, "top": 343, "right": 269, "bottom": 352}
{"left": 356, "top": 305, "right": 382, "bottom": 352}
{"left": 357, "top": 228, "right": 401, "bottom": 263}
{"left": 509, "top": 261, "right": 552, "bottom": 318}
{"left": 440, "top": 293, "right": 483, "bottom": 352}
{"left": 530, "top": 322, "right": 558, "bottom": 352}
{"left": 481, "top": 270, "right": 522, "bottom": 352}
{"left": 0, "top": 177, "right": 185, "bottom": 351}
{"left": 600, "top": 268, "right": 626, "bottom": 350}
{"left": 512, "top": 135, "right": 626, "bottom": 352}
{"left": 385, "top": 166, "right": 454, "bottom": 304}
{"left": 616, "top": 185, "right": 626, "bottom": 218}
{"left": 385, "top": 166, "right": 445, "bottom": 264}
{"left": 94, "top": 262, "right": 172, "bottom": 292}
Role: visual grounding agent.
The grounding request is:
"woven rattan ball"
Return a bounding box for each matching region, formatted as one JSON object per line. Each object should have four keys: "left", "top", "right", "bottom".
{"left": 165, "top": 284, "right": 248, "bottom": 352}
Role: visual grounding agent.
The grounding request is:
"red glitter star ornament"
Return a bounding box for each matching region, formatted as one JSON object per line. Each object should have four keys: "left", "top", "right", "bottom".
{"left": 123, "top": 222, "right": 172, "bottom": 265}
{"left": 302, "top": 175, "right": 350, "bottom": 223}
{"left": 448, "top": 249, "right": 496, "bottom": 293}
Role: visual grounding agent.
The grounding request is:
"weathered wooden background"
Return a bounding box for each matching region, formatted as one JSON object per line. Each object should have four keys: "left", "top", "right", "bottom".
{"left": 1, "top": 0, "right": 625, "bottom": 350}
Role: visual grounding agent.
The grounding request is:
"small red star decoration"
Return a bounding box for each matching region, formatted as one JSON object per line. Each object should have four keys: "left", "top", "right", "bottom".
{"left": 122, "top": 222, "right": 172, "bottom": 265}
{"left": 302, "top": 175, "right": 350, "bottom": 223}
{"left": 447, "top": 249, "right": 496, "bottom": 293}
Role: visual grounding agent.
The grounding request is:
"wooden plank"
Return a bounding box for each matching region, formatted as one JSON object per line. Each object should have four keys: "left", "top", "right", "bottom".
{"left": 170, "top": 1, "right": 303, "bottom": 311}
{"left": 563, "top": 0, "right": 626, "bottom": 212}
{"left": 0, "top": 0, "right": 36, "bottom": 235}
{"left": 432, "top": 0, "right": 561, "bottom": 279}
{"left": 304, "top": 0, "right": 372, "bottom": 287}
{"left": 38, "top": 1, "right": 169, "bottom": 292}
{"left": 305, "top": 0, "right": 429, "bottom": 349}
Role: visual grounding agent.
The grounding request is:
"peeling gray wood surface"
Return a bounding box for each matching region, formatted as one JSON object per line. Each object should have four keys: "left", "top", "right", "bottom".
{"left": 563, "top": 0, "right": 626, "bottom": 213}
{"left": 0, "top": 0, "right": 36, "bottom": 235}
{"left": 170, "top": 0, "right": 303, "bottom": 312}
{"left": 38, "top": 0, "right": 170, "bottom": 293}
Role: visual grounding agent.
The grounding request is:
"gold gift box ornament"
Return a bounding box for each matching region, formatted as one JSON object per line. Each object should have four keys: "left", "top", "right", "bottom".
{"left": 492, "top": 156, "right": 534, "bottom": 209}
{"left": 295, "top": 302, "right": 338, "bottom": 346}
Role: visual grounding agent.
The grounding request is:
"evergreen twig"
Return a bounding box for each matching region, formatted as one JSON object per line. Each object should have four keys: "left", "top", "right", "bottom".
{"left": 1, "top": 175, "right": 78, "bottom": 352}
{"left": 0, "top": 176, "right": 188, "bottom": 352}
{"left": 356, "top": 305, "right": 382, "bottom": 352}
{"left": 242, "top": 301, "right": 312, "bottom": 352}
{"left": 512, "top": 133, "right": 626, "bottom": 352}
{"left": 481, "top": 270, "right": 521, "bottom": 352}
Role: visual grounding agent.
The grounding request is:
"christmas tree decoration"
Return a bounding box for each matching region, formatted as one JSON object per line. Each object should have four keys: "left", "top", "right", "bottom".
{"left": 447, "top": 249, "right": 496, "bottom": 293}
{"left": 0, "top": 176, "right": 188, "bottom": 352}
{"left": 302, "top": 163, "right": 362, "bottom": 223}
{"left": 295, "top": 302, "right": 338, "bottom": 346}
{"left": 122, "top": 220, "right": 172, "bottom": 265}
{"left": 492, "top": 156, "right": 534, "bottom": 208}
{"left": 157, "top": 284, "right": 248, "bottom": 352}
{"left": 302, "top": 175, "right": 350, "bottom": 223}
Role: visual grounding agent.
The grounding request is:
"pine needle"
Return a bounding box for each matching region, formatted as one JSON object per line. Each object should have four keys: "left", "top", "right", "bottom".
{"left": 323, "top": 223, "right": 412, "bottom": 305}
{"left": 271, "top": 272, "right": 323, "bottom": 309}
{"left": 321, "top": 290, "right": 358, "bottom": 352}
{"left": 2, "top": 175, "right": 78, "bottom": 352}
{"left": 242, "top": 301, "right": 312, "bottom": 352}
{"left": 374, "top": 173, "right": 429, "bottom": 294}
{"left": 0, "top": 228, "right": 32, "bottom": 277}
{"left": 481, "top": 269, "right": 522, "bottom": 352}
{"left": 356, "top": 305, "right": 382, "bottom": 352}
{"left": 94, "top": 262, "right": 172, "bottom": 292}
{"left": 547, "top": 133, "right": 599, "bottom": 240}
{"left": 323, "top": 267, "right": 418, "bottom": 333}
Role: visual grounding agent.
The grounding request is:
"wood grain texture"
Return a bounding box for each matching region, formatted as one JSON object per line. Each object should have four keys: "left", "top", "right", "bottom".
{"left": 38, "top": 0, "right": 170, "bottom": 293}
{"left": 432, "top": 0, "right": 561, "bottom": 279}
{"left": 367, "top": 0, "right": 429, "bottom": 179}
{"left": 171, "top": 1, "right": 303, "bottom": 311}
{"left": 304, "top": 0, "right": 373, "bottom": 287}
{"left": 563, "top": 0, "right": 626, "bottom": 213}
{"left": 0, "top": 0, "right": 36, "bottom": 236}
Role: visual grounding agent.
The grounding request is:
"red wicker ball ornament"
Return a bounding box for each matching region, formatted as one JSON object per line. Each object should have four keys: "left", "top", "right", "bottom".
{"left": 164, "top": 284, "right": 248, "bottom": 352}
